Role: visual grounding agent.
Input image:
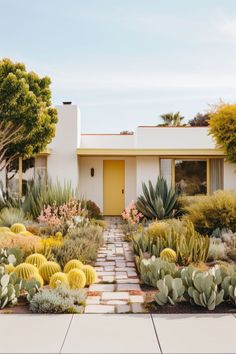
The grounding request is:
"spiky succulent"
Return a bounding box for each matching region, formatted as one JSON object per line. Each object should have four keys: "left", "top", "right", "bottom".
{"left": 82, "top": 265, "right": 97, "bottom": 285}
{"left": 160, "top": 248, "right": 177, "bottom": 263}
{"left": 10, "top": 223, "right": 26, "bottom": 234}
{"left": 136, "top": 177, "right": 178, "bottom": 219}
{"left": 67, "top": 269, "right": 86, "bottom": 289}
{"left": 25, "top": 253, "right": 47, "bottom": 268}
{"left": 14, "top": 263, "right": 38, "bottom": 281}
{"left": 64, "top": 259, "right": 83, "bottom": 273}
{"left": 39, "top": 261, "right": 61, "bottom": 283}
{"left": 50, "top": 272, "right": 69, "bottom": 289}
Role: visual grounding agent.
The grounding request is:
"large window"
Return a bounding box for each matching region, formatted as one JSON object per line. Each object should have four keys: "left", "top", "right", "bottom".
{"left": 6, "top": 156, "right": 47, "bottom": 195}
{"left": 160, "top": 158, "right": 223, "bottom": 195}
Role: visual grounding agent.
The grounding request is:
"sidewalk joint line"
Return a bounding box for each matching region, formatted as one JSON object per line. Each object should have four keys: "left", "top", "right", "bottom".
{"left": 151, "top": 314, "right": 163, "bottom": 354}
{"left": 59, "top": 314, "right": 74, "bottom": 353}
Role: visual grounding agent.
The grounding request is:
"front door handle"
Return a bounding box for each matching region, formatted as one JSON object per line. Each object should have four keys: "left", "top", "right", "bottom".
{"left": 122, "top": 189, "right": 124, "bottom": 194}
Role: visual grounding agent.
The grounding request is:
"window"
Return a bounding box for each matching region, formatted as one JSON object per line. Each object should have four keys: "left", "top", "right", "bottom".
{"left": 175, "top": 160, "right": 207, "bottom": 195}
{"left": 6, "top": 156, "right": 47, "bottom": 195}
{"left": 160, "top": 158, "right": 223, "bottom": 195}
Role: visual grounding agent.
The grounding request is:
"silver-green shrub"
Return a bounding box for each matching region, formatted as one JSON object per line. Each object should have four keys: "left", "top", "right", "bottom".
{"left": 155, "top": 274, "right": 185, "bottom": 306}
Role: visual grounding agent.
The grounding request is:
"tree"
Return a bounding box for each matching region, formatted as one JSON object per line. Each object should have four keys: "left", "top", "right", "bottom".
{"left": 0, "top": 121, "right": 22, "bottom": 170}
{"left": 120, "top": 130, "right": 134, "bottom": 135}
{"left": 158, "top": 112, "right": 185, "bottom": 126}
{"left": 209, "top": 103, "right": 236, "bottom": 163}
{"left": 0, "top": 58, "right": 58, "bottom": 169}
{"left": 189, "top": 113, "right": 210, "bottom": 126}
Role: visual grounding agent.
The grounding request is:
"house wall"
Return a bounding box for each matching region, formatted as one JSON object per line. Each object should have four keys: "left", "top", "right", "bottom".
{"left": 224, "top": 161, "right": 236, "bottom": 191}
{"left": 78, "top": 156, "right": 136, "bottom": 211}
{"left": 136, "top": 157, "right": 160, "bottom": 196}
{"left": 47, "top": 104, "right": 80, "bottom": 189}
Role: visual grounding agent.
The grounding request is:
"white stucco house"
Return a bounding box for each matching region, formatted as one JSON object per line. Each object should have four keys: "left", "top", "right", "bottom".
{"left": 1, "top": 103, "right": 235, "bottom": 215}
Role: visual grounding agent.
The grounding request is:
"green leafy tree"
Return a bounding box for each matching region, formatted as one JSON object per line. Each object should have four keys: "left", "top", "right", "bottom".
{"left": 159, "top": 112, "right": 185, "bottom": 126}
{"left": 189, "top": 113, "right": 210, "bottom": 126}
{"left": 0, "top": 58, "right": 58, "bottom": 169}
{"left": 209, "top": 103, "right": 236, "bottom": 163}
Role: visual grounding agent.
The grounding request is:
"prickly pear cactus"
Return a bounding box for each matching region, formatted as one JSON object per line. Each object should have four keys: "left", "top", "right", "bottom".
{"left": 0, "top": 266, "right": 22, "bottom": 309}
{"left": 221, "top": 275, "right": 236, "bottom": 305}
{"left": 140, "top": 257, "right": 177, "bottom": 288}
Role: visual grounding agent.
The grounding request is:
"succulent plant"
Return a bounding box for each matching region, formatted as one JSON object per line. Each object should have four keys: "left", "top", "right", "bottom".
{"left": 160, "top": 248, "right": 177, "bottom": 263}
{"left": 39, "top": 261, "right": 61, "bottom": 283}
{"left": 0, "top": 266, "right": 22, "bottom": 309}
{"left": 14, "top": 263, "right": 38, "bottom": 280}
{"left": 25, "top": 253, "right": 47, "bottom": 268}
{"left": 82, "top": 265, "right": 97, "bottom": 285}
{"left": 49, "top": 272, "right": 69, "bottom": 289}
{"left": 155, "top": 274, "right": 185, "bottom": 306}
{"left": 10, "top": 223, "right": 26, "bottom": 234}
{"left": 221, "top": 275, "right": 236, "bottom": 304}
{"left": 136, "top": 177, "right": 178, "bottom": 219}
{"left": 29, "top": 273, "right": 44, "bottom": 287}
{"left": 67, "top": 268, "right": 86, "bottom": 289}
{"left": 0, "top": 247, "right": 24, "bottom": 266}
{"left": 19, "top": 231, "right": 34, "bottom": 237}
{"left": 64, "top": 259, "right": 83, "bottom": 273}
{"left": 5, "top": 264, "right": 15, "bottom": 274}
{"left": 182, "top": 266, "right": 224, "bottom": 311}
{"left": 0, "top": 227, "right": 11, "bottom": 233}
{"left": 140, "top": 257, "right": 177, "bottom": 288}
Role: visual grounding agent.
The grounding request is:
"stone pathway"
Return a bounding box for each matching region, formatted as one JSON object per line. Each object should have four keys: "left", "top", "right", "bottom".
{"left": 85, "top": 217, "right": 145, "bottom": 313}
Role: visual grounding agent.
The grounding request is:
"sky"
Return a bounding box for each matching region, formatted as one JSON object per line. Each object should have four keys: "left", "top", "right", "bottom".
{"left": 1, "top": 0, "right": 236, "bottom": 132}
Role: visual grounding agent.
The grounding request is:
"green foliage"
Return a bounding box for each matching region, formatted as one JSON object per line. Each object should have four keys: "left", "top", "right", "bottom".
{"left": 0, "top": 247, "right": 24, "bottom": 266}
{"left": 30, "top": 285, "right": 86, "bottom": 313}
{"left": 136, "top": 177, "right": 178, "bottom": 219}
{"left": 188, "top": 113, "right": 210, "bottom": 126}
{"left": 23, "top": 179, "right": 75, "bottom": 219}
{"left": 84, "top": 200, "right": 102, "bottom": 219}
{"left": 221, "top": 275, "right": 236, "bottom": 304}
{"left": 158, "top": 112, "right": 185, "bottom": 126}
{"left": 0, "top": 207, "right": 26, "bottom": 227}
{"left": 209, "top": 102, "right": 236, "bottom": 163}
{"left": 0, "top": 181, "right": 22, "bottom": 211}
{"left": 132, "top": 220, "right": 209, "bottom": 267}
{"left": 155, "top": 275, "right": 185, "bottom": 306}
{"left": 184, "top": 191, "right": 236, "bottom": 234}
{"left": 181, "top": 266, "right": 224, "bottom": 310}
{"left": 54, "top": 225, "right": 103, "bottom": 267}
{"left": 0, "top": 58, "right": 58, "bottom": 166}
{"left": 140, "top": 257, "right": 177, "bottom": 288}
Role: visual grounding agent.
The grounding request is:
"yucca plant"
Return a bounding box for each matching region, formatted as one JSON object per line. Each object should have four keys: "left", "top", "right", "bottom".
{"left": 136, "top": 177, "right": 178, "bottom": 219}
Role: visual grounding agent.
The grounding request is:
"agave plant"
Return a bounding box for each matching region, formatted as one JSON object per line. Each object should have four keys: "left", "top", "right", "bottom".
{"left": 136, "top": 177, "right": 178, "bottom": 219}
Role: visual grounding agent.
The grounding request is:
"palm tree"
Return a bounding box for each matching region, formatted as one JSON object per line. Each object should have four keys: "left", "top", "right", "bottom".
{"left": 159, "top": 112, "right": 185, "bottom": 126}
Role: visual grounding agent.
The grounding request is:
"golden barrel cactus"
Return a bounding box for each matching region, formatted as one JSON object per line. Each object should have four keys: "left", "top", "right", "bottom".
{"left": 67, "top": 269, "right": 86, "bottom": 289}
{"left": 14, "top": 263, "right": 38, "bottom": 280}
{"left": 19, "top": 231, "right": 34, "bottom": 237}
{"left": 39, "top": 261, "right": 61, "bottom": 283}
{"left": 10, "top": 223, "right": 26, "bottom": 234}
{"left": 160, "top": 248, "right": 177, "bottom": 263}
{"left": 64, "top": 259, "right": 83, "bottom": 273}
{"left": 30, "top": 273, "right": 44, "bottom": 287}
{"left": 5, "top": 264, "right": 15, "bottom": 274}
{"left": 82, "top": 265, "right": 97, "bottom": 285}
{"left": 25, "top": 253, "right": 47, "bottom": 268}
{"left": 0, "top": 227, "right": 11, "bottom": 233}
{"left": 49, "top": 272, "right": 69, "bottom": 289}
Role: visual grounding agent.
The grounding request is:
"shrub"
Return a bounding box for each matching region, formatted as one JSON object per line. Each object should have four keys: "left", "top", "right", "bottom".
{"left": 0, "top": 233, "right": 42, "bottom": 253}
{"left": 29, "top": 286, "right": 86, "bottom": 313}
{"left": 54, "top": 225, "right": 103, "bottom": 267}
{"left": 122, "top": 201, "right": 143, "bottom": 225}
{"left": 0, "top": 208, "right": 26, "bottom": 227}
{"left": 184, "top": 191, "right": 236, "bottom": 234}
{"left": 132, "top": 220, "right": 209, "bottom": 266}
{"left": 85, "top": 200, "right": 102, "bottom": 219}
{"left": 23, "top": 179, "right": 76, "bottom": 219}
{"left": 136, "top": 177, "right": 178, "bottom": 219}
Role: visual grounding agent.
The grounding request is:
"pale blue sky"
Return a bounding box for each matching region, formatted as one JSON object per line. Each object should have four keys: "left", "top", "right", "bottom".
{"left": 1, "top": 0, "right": 236, "bottom": 132}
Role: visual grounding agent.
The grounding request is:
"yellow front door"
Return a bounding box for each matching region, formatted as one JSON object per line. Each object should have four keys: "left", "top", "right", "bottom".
{"left": 103, "top": 160, "right": 125, "bottom": 215}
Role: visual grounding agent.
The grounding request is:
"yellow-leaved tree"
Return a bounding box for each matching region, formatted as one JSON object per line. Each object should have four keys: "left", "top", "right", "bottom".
{"left": 209, "top": 103, "right": 236, "bottom": 163}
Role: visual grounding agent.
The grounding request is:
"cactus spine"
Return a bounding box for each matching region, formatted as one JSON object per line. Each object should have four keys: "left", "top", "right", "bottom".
{"left": 64, "top": 259, "right": 83, "bottom": 273}
{"left": 25, "top": 253, "right": 47, "bottom": 268}
{"left": 67, "top": 269, "right": 86, "bottom": 289}
{"left": 14, "top": 263, "right": 38, "bottom": 280}
{"left": 160, "top": 248, "right": 177, "bottom": 263}
{"left": 39, "top": 261, "right": 61, "bottom": 283}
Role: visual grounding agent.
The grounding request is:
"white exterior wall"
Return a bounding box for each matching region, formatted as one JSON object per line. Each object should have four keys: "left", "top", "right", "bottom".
{"left": 136, "top": 157, "right": 160, "bottom": 196}
{"left": 78, "top": 156, "right": 136, "bottom": 211}
{"left": 80, "top": 135, "right": 134, "bottom": 148}
{"left": 224, "top": 161, "right": 236, "bottom": 191}
{"left": 47, "top": 105, "right": 80, "bottom": 189}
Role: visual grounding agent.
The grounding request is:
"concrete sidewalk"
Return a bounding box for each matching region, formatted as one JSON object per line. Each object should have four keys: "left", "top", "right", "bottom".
{"left": 0, "top": 314, "right": 235, "bottom": 353}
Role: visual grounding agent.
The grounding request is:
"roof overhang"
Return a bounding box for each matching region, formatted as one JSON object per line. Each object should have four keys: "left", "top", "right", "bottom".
{"left": 77, "top": 148, "right": 225, "bottom": 157}
{"left": 37, "top": 148, "right": 52, "bottom": 156}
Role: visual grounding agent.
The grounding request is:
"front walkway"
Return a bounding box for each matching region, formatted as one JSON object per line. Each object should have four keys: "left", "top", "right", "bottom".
{"left": 85, "top": 217, "right": 145, "bottom": 313}
{"left": 0, "top": 313, "right": 235, "bottom": 353}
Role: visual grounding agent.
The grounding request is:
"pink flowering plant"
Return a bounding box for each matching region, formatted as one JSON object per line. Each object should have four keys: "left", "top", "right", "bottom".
{"left": 122, "top": 201, "right": 143, "bottom": 226}
{"left": 38, "top": 198, "right": 88, "bottom": 234}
